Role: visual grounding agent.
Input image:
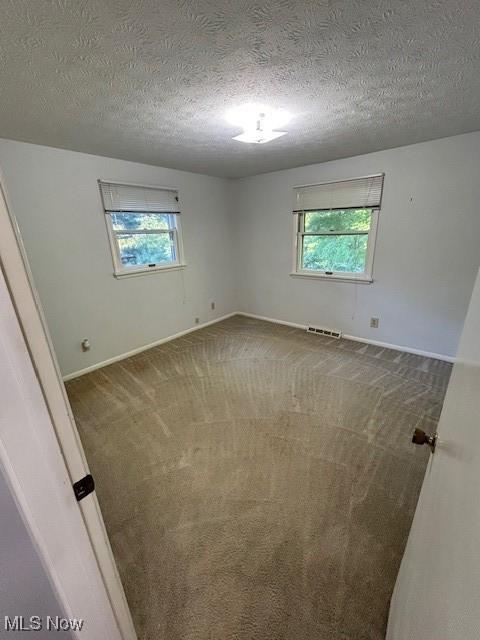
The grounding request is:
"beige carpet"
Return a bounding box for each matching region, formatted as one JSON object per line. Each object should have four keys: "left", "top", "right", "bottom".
{"left": 66, "top": 315, "right": 451, "bottom": 640}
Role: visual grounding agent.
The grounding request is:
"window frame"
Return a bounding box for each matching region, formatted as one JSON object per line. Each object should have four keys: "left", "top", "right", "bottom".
{"left": 291, "top": 208, "right": 379, "bottom": 283}
{"left": 105, "top": 211, "right": 185, "bottom": 278}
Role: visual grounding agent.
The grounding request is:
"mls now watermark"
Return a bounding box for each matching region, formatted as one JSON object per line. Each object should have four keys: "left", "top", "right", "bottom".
{"left": 4, "top": 615, "right": 84, "bottom": 632}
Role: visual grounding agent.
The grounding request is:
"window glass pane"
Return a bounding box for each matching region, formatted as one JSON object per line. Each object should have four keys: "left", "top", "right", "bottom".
{"left": 116, "top": 232, "right": 176, "bottom": 267}
{"left": 304, "top": 209, "right": 371, "bottom": 232}
{"left": 111, "top": 212, "right": 172, "bottom": 231}
{"left": 302, "top": 234, "right": 368, "bottom": 273}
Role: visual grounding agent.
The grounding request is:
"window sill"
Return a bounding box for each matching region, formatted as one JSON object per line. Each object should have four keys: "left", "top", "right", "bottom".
{"left": 114, "top": 263, "right": 187, "bottom": 279}
{"left": 290, "top": 271, "right": 373, "bottom": 284}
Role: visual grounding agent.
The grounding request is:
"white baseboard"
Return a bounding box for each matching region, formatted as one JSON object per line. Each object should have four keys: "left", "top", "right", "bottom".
{"left": 342, "top": 333, "right": 455, "bottom": 363}
{"left": 62, "top": 312, "right": 238, "bottom": 381}
{"left": 63, "top": 309, "right": 455, "bottom": 381}
{"left": 236, "top": 311, "right": 306, "bottom": 331}
{"left": 236, "top": 311, "right": 455, "bottom": 363}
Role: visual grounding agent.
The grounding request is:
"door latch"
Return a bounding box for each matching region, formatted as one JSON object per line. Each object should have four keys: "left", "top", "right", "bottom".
{"left": 73, "top": 474, "right": 95, "bottom": 501}
{"left": 412, "top": 428, "right": 438, "bottom": 453}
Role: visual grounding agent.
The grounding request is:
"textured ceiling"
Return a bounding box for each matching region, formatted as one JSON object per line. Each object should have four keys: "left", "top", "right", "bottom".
{"left": 0, "top": 0, "right": 479, "bottom": 178}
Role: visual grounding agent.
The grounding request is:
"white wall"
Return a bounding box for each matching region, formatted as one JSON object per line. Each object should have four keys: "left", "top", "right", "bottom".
{"left": 232, "top": 132, "right": 480, "bottom": 358}
{"left": 0, "top": 139, "right": 236, "bottom": 376}
{"left": 1, "top": 133, "right": 479, "bottom": 373}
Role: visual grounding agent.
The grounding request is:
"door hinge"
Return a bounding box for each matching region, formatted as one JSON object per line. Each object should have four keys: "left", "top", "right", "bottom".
{"left": 73, "top": 474, "right": 95, "bottom": 502}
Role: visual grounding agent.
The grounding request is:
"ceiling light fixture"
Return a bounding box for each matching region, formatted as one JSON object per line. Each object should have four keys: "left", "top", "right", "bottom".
{"left": 226, "top": 104, "right": 290, "bottom": 144}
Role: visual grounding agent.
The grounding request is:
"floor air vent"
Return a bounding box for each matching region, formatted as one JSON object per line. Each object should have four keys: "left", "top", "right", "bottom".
{"left": 307, "top": 325, "right": 343, "bottom": 339}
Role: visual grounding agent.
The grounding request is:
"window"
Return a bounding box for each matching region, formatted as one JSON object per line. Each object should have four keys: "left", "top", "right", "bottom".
{"left": 292, "top": 174, "right": 384, "bottom": 282}
{"left": 99, "top": 181, "right": 184, "bottom": 277}
{"left": 296, "top": 208, "right": 378, "bottom": 279}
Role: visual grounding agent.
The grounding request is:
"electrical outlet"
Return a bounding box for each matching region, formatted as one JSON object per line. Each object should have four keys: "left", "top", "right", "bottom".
{"left": 195, "top": 317, "right": 200, "bottom": 324}
{"left": 370, "top": 317, "right": 379, "bottom": 329}
{"left": 211, "top": 301, "right": 215, "bottom": 310}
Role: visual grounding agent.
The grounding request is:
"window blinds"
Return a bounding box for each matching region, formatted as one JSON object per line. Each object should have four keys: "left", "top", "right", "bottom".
{"left": 99, "top": 181, "right": 180, "bottom": 213}
{"left": 293, "top": 174, "right": 384, "bottom": 212}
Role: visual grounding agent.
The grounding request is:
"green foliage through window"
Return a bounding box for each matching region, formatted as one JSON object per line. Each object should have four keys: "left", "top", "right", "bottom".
{"left": 110, "top": 212, "right": 178, "bottom": 268}
{"left": 117, "top": 233, "right": 175, "bottom": 266}
{"left": 300, "top": 209, "right": 372, "bottom": 274}
{"left": 304, "top": 209, "right": 371, "bottom": 232}
{"left": 111, "top": 212, "right": 171, "bottom": 231}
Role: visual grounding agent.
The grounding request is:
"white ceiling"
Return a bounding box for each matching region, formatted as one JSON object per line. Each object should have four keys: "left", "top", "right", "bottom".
{"left": 1, "top": 0, "right": 479, "bottom": 178}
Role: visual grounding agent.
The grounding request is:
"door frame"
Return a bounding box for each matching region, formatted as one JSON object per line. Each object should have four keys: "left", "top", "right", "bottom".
{"left": 0, "top": 173, "right": 137, "bottom": 640}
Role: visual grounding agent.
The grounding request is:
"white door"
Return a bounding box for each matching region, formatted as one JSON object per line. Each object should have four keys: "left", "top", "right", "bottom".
{"left": 0, "top": 178, "right": 137, "bottom": 640}
{"left": 0, "top": 263, "right": 122, "bottom": 639}
{"left": 387, "top": 268, "right": 480, "bottom": 640}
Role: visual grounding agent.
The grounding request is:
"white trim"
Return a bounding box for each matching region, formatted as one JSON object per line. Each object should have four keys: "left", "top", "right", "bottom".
{"left": 291, "top": 208, "right": 379, "bottom": 281}
{"left": 63, "top": 313, "right": 238, "bottom": 381}
{"left": 292, "top": 172, "right": 384, "bottom": 190}
{"left": 0, "top": 175, "right": 137, "bottom": 640}
{"left": 104, "top": 210, "right": 184, "bottom": 277}
{"left": 237, "top": 312, "right": 306, "bottom": 330}
{"left": 114, "top": 263, "right": 186, "bottom": 279}
{"left": 98, "top": 178, "right": 179, "bottom": 192}
{"left": 290, "top": 272, "right": 373, "bottom": 284}
{"left": 236, "top": 312, "right": 455, "bottom": 363}
{"left": 64, "top": 309, "right": 455, "bottom": 382}
{"left": 0, "top": 255, "right": 123, "bottom": 640}
{"left": 342, "top": 333, "right": 455, "bottom": 363}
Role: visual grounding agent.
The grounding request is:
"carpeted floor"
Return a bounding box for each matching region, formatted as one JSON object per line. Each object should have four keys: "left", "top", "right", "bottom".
{"left": 66, "top": 315, "right": 451, "bottom": 640}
